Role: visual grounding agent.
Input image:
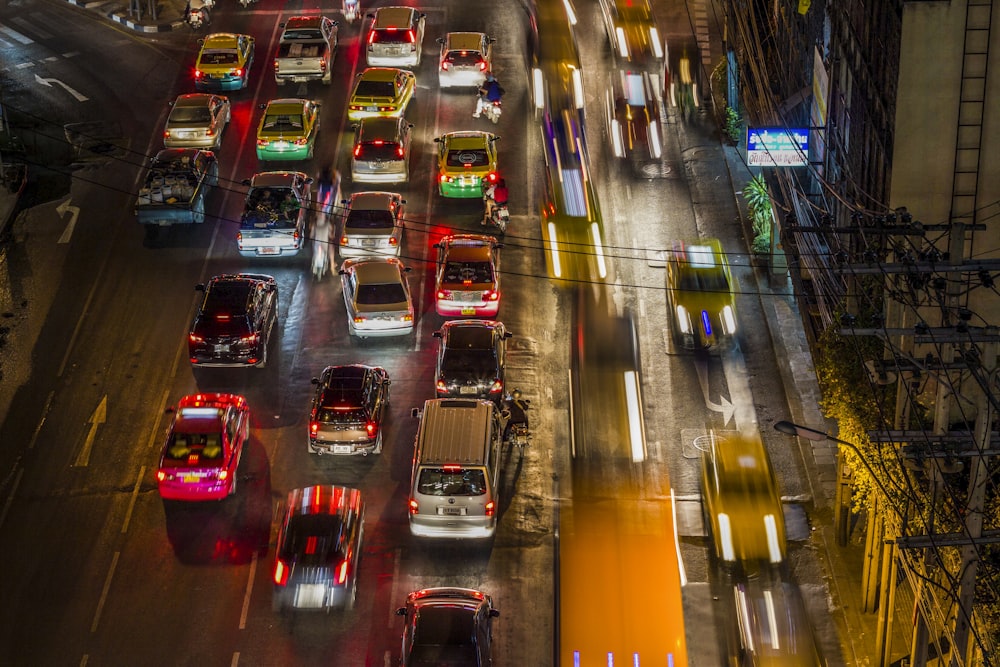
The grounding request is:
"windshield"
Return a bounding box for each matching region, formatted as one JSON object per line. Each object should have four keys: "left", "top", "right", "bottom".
{"left": 417, "top": 468, "right": 488, "bottom": 496}
{"left": 354, "top": 80, "right": 396, "bottom": 98}
{"left": 357, "top": 283, "right": 406, "bottom": 305}
{"left": 446, "top": 149, "right": 489, "bottom": 168}
{"left": 346, "top": 209, "right": 394, "bottom": 229}
{"left": 169, "top": 107, "right": 212, "bottom": 124}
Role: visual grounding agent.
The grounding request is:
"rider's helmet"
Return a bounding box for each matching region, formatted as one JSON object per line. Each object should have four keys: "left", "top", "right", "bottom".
{"left": 511, "top": 388, "right": 522, "bottom": 400}
{"left": 485, "top": 73, "right": 497, "bottom": 83}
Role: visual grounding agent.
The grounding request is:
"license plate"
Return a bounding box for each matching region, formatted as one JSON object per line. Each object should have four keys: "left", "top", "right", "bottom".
{"left": 439, "top": 506, "right": 464, "bottom": 516}
{"left": 260, "top": 247, "right": 279, "bottom": 255}
{"left": 182, "top": 474, "right": 199, "bottom": 483}
{"left": 362, "top": 239, "right": 378, "bottom": 247}
{"left": 461, "top": 308, "right": 476, "bottom": 315}
{"left": 388, "top": 47, "right": 401, "bottom": 55}
{"left": 459, "top": 386, "right": 479, "bottom": 395}
{"left": 333, "top": 445, "right": 352, "bottom": 454}
{"left": 214, "top": 344, "right": 230, "bottom": 353}
{"left": 365, "top": 106, "right": 378, "bottom": 112}
{"left": 273, "top": 141, "right": 289, "bottom": 149}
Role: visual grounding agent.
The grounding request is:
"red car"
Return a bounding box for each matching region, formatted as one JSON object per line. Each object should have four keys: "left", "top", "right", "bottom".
{"left": 156, "top": 393, "right": 250, "bottom": 501}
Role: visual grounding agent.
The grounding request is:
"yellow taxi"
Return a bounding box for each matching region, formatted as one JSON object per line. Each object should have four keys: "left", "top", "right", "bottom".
{"left": 194, "top": 33, "right": 256, "bottom": 92}
{"left": 255, "top": 98, "right": 321, "bottom": 161}
{"left": 700, "top": 432, "right": 786, "bottom": 566}
{"left": 598, "top": 0, "right": 663, "bottom": 64}
{"left": 433, "top": 131, "right": 499, "bottom": 198}
{"left": 665, "top": 238, "right": 737, "bottom": 350}
{"left": 347, "top": 67, "right": 416, "bottom": 121}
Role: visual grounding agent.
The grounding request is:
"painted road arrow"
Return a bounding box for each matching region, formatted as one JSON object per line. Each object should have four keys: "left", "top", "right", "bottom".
{"left": 34, "top": 74, "right": 89, "bottom": 102}
{"left": 73, "top": 395, "right": 107, "bottom": 467}
{"left": 57, "top": 198, "right": 80, "bottom": 244}
{"left": 694, "top": 356, "right": 736, "bottom": 426}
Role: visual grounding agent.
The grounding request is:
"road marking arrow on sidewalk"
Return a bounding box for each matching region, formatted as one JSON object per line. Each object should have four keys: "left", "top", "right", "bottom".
{"left": 34, "top": 74, "right": 89, "bottom": 102}
{"left": 73, "top": 395, "right": 107, "bottom": 468}
{"left": 57, "top": 197, "right": 80, "bottom": 244}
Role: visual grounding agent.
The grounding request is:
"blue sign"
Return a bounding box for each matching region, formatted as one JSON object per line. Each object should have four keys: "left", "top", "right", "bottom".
{"left": 746, "top": 127, "right": 809, "bottom": 167}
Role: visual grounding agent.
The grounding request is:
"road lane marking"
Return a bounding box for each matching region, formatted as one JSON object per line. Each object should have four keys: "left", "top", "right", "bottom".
{"left": 146, "top": 389, "right": 171, "bottom": 450}
{"left": 387, "top": 547, "right": 401, "bottom": 629}
{"left": 239, "top": 552, "right": 258, "bottom": 629}
{"left": 0, "top": 467, "right": 24, "bottom": 531}
{"left": 72, "top": 395, "right": 107, "bottom": 467}
{"left": 28, "top": 389, "right": 54, "bottom": 450}
{"left": 90, "top": 551, "right": 120, "bottom": 632}
{"left": 231, "top": 653, "right": 240, "bottom": 667}
{"left": 0, "top": 24, "right": 33, "bottom": 44}
{"left": 120, "top": 466, "right": 144, "bottom": 534}
{"left": 10, "top": 16, "right": 52, "bottom": 40}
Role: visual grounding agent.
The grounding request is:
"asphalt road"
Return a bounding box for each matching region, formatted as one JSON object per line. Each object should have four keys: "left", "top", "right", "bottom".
{"left": 0, "top": 0, "right": 845, "bottom": 665}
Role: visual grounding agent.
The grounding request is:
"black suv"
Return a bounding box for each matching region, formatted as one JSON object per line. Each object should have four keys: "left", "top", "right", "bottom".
{"left": 433, "top": 320, "right": 511, "bottom": 404}
{"left": 395, "top": 587, "right": 499, "bottom": 666}
{"left": 308, "top": 364, "right": 390, "bottom": 455}
{"left": 188, "top": 273, "right": 277, "bottom": 368}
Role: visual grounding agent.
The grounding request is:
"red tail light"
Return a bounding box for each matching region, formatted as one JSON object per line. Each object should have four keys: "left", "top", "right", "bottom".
{"left": 485, "top": 500, "right": 495, "bottom": 517}
{"left": 218, "top": 470, "right": 229, "bottom": 481}
{"left": 408, "top": 498, "right": 419, "bottom": 514}
{"left": 489, "top": 380, "right": 503, "bottom": 394}
{"left": 163, "top": 131, "right": 171, "bottom": 139}
{"left": 273, "top": 559, "right": 290, "bottom": 586}
{"left": 368, "top": 31, "right": 376, "bottom": 45}
{"left": 397, "top": 146, "right": 404, "bottom": 157}
{"left": 373, "top": 139, "right": 384, "bottom": 145}
{"left": 195, "top": 70, "right": 204, "bottom": 79}
{"left": 233, "top": 68, "right": 244, "bottom": 77}
{"left": 189, "top": 334, "right": 203, "bottom": 343}
{"left": 320, "top": 60, "right": 327, "bottom": 72}
{"left": 436, "top": 380, "right": 448, "bottom": 394}
{"left": 354, "top": 145, "right": 362, "bottom": 157}
{"left": 239, "top": 333, "right": 259, "bottom": 346}
{"left": 366, "top": 421, "right": 377, "bottom": 437}
{"left": 487, "top": 172, "right": 498, "bottom": 183}
{"left": 441, "top": 61, "right": 450, "bottom": 71}
{"left": 406, "top": 30, "right": 415, "bottom": 43}
{"left": 310, "top": 421, "right": 319, "bottom": 436}
{"left": 335, "top": 559, "right": 349, "bottom": 585}
{"left": 388, "top": 237, "right": 398, "bottom": 246}
{"left": 340, "top": 235, "right": 349, "bottom": 246}
{"left": 273, "top": 60, "right": 279, "bottom": 72}
{"left": 205, "top": 128, "right": 215, "bottom": 137}
{"left": 156, "top": 470, "right": 166, "bottom": 482}
{"left": 478, "top": 61, "right": 487, "bottom": 71}
{"left": 439, "top": 174, "right": 448, "bottom": 183}
{"left": 436, "top": 290, "right": 451, "bottom": 299}
{"left": 257, "top": 139, "right": 269, "bottom": 147}
{"left": 293, "top": 137, "right": 308, "bottom": 146}
{"left": 485, "top": 290, "right": 499, "bottom": 301}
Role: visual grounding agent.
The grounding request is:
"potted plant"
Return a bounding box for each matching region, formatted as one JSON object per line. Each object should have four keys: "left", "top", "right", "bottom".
{"left": 743, "top": 174, "right": 772, "bottom": 265}
{"left": 724, "top": 106, "right": 742, "bottom": 145}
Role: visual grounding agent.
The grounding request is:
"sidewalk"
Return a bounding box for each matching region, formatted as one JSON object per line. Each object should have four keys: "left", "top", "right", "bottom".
{"left": 65, "top": 0, "right": 186, "bottom": 33}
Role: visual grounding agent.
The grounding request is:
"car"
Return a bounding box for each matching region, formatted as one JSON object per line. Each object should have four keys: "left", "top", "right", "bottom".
{"left": 238, "top": 171, "right": 312, "bottom": 258}
{"left": 700, "top": 432, "right": 786, "bottom": 565}
{"left": 527, "top": 0, "right": 585, "bottom": 113}
{"left": 188, "top": 273, "right": 278, "bottom": 367}
{"left": 597, "top": 0, "right": 664, "bottom": 64}
{"left": 273, "top": 15, "right": 338, "bottom": 86}
{"left": 605, "top": 69, "right": 662, "bottom": 163}
{"left": 308, "top": 364, "right": 390, "bottom": 455}
{"left": 665, "top": 238, "right": 737, "bottom": 350}
{"left": 339, "top": 257, "right": 415, "bottom": 338}
{"left": 436, "top": 32, "right": 494, "bottom": 88}
{"left": 163, "top": 93, "right": 231, "bottom": 150}
{"left": 350, "top": 116, "right": 413, "bottom": 184}
{"left": 365, "top": 6, "right": 426, "bottom": 67}
{"left": 433, "top": 319, "right": 511, "bottom": 403}
{"left": 347, "top": 67, "right": 416, "bottom": 121}
{"left": 433, "top": 131, "right": 500, "bottom": 198}
{"left": 194, "top": 32, "right": 255, "bottom": 92}
{"left": 434, "top": 234, "right": 502, "bottom": 317}
{"left": 256, "top": 98, "right": 321, "bottom": 161}
{"left": 395, "top": 588, "right": 499, "bottom": 666}
{"left": 339, "top": 191, "right": 406, "bottom": 258}
{"left": 272, "top": 486, "right": 365, "bottom": 612}
{"left": 156, "top": 393, "right": 250, "bottom": 502}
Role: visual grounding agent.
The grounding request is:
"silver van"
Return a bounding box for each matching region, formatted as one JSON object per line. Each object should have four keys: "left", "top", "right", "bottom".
{"left": 351, "top": 116, "right": 412, "bottom": 185}
{"left": 408, "top": 399, "right": 504, "bottom": 539}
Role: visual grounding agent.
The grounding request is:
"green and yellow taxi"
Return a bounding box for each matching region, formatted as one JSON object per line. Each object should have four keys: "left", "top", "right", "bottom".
{"left": 256, "top": 98, "right": 321, "bottom": 161}
{"left": 433, "top": 131, "right": 499, "bottom": 198}
{"left": 194, "top": 33, "right": 256, "bottom": 92}
{"left": 665, "top": 238, "right": 737, "bottom": 350}
{"left": 347, "top": 67, "right": 416, "bottom": 121}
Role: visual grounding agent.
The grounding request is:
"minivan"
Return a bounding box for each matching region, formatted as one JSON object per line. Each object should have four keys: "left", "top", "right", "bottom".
{"left": 408, "top": 399, "right": 504, "bottom": 539}
{"left": 351, "top": 117, "right": 413, "bottom": 184}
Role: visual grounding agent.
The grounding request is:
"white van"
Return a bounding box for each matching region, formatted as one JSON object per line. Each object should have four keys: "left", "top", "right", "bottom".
{"left": 408, "top": 399, "right": 504, "bottom": 539}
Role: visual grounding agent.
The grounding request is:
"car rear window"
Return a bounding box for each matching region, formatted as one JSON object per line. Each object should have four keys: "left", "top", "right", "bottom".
{"left": 446, "top": 149, "right": 489, "bottom": 167}
{"left": 283, "top": 27, "right": 325, "bottom": 40}
{"left": 444, "top": 50, "right": 483, "bottom": 66}
{"left": 677, "top": 268, "right": 729, "bottom": 293}
{"left": 440, "top": 349, "right": 496, "bottom": 376}
{"left": 317, "top": 407, "right": 367, "bottom": 424}
{"left": 354, "top": 79, "right": 396, "bottom": 97}
{"left": 346, "top": 208, "right": 394, "bottom": 229}
{"left": 196, "top": 314, "right": 252, "bottom": 338}
{"left": 169, "top": 107, "right": 212, "bottom": 124}
{"left": 412, "top": 607, "right": 476, "bottom": 657}
{"left": 279, "top": 514, "right": 345, "bottom": 562}
{"left": 355, "top": 143, "right": 401, "bottom": 162}
{"left": 371, "top": 28, "right": 415, "bottom": 44}
{"left": 442, "top": 261, "right": 493, "bottom": 284}
{"left": 203, "top": 283, "right": 253, "bottom": 315}
{"left": 163, "top": 432, "right": 224, "bottom": 463}
{"left": 417, "top": 468, "right": 487, "bottom": 496}
{"left": 357, "top": 282, "right": 407, "bottom": 305}
{"left": 200, "top": 50, "right": 238, "bottom": 65}
{"left": 262, "top": 114, "right": 304, "bottom": 132}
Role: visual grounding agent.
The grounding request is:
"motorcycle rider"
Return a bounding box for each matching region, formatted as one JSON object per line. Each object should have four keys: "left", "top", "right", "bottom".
{"left": 474, "top": 73, "right": 504, "bottom": 118}
{"left": 503, "top": 389, "right": 529, "bottom": 445}
{"left": 185, "top": 0, "right": 211, "bottom": 27}
{"left": 482, "top": 177, "right": 508, "bottom": 225}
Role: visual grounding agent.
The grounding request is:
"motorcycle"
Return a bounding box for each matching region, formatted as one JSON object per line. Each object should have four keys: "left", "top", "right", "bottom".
{"left": 483, "top": 198, "right": 509, "bottom": 233}
{"left": 483, "top": 99, "right": 502, "bottom": 124}
{"left": 503, "top": 391, "right": 530, "bottom": 448}
{"left": 239, "top": 0, "right": 256, "bottom": 8}
{"left": 343, "top": 0, "right": 360, "bottom": 23}
{"left": 187, "top": 7, "right": 208, "bottom": 29}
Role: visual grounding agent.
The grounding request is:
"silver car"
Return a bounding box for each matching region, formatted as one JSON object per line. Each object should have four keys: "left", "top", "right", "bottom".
{"left": 350, "top": 117, "right": 412, "bottom": 185}
{"left": 437, "top": 32, "right": 494, "bottom": 89}
{"left": 365, "top": 6, "right": 426, "bottom": 67}
{"left": 163, "top": 93, "right": 231, "bottom": 149}
{"left": 339, "top": 257, "right": 415, "bottom": 338}
{"left": 339, "top": 191, "right": 405, "bottom": 258}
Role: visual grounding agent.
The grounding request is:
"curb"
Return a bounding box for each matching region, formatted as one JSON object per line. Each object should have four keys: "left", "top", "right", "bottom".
{"left": 108, "top": 10, "right": 184, "bottom": 32}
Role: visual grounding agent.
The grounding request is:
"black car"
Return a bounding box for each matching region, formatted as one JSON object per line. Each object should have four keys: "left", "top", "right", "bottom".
{"left": 396, "top": 587, "right": 499, "bottom": 666}
{"left": 188, "top": 273, "right": 277, "bottom": 367}
{"left": 272, "top": 485, "right": 365, "bottom": 613}
{"left": 433, "top": 320, "right": 511, "bottom": 404}
{"left": 308, "top": 364, "right": 390, "bottom": 456}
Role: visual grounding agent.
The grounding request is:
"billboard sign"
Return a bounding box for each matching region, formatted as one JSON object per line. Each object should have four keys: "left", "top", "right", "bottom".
{"left": 746, "top": 127, "right": 809, "bottom": 167}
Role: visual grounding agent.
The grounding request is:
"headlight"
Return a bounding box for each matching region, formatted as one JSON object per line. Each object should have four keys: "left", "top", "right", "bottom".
{"left": 615, "top": 27, "right": 629, "bottom": 59}
{"left": 532, "top": 69, "right": 545, "bottom": 110}
{"left": 571, "top": 69, "right": 584, "bottom": 110}
{"left": 648, "top": 120, "right": 662, "bottom": 159}
{"left": 722, "top": 305, "right": 737, "bottom": 334}
{"left": 650, "top": 28, "right": 663, "bottom": 59}
{"left": 675, "top": 305, "right": 692, "bottom": 334}
{"left": 717, "top": 512, "right": 735, "bottom": 562}
{"left": 610, "top": 120, "right": 625, "bottom": 158}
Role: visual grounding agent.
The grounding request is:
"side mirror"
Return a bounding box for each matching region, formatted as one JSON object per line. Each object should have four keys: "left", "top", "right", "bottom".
{"left": 432, "top": 331, "right": 442, "bottom": 338}
{"left": 433, "top": 242, "right": 443, "bottom": 249}
{"left": 341, "top": 199, "right": 349, "bottom": 206}
{"left": 339, "top": 269, "right": 348, "bottom": 276}
{"left": 395, "top": 607, "right": 407, "bottom": 616}
{"left": 495, "top": 243, "right": 505, "bottom": 250}
{"left": 403, "top": 266, "right": 412, "bottom": 273}
{"left": 310, "top": 377, "right": 320, "bottom": 385}
{"left": 410, "top": 408, "right": 421, "bottom": 418}
{"left": 366, "top": 12, "right": 375, "bottom": 18}
{"left": 504, "top": 332, "right": 513, "bottom": 339}
{"left": 490, "top": 609, "right": 500, "bottom": 618}
{"left": 400, "top": 199, "right": 407, "bottom": 204}
{"left": 195, "top": 283, "right": 206, "bottom": 292}
{"left": 258, "top": 103, "right": 267, "bottom": 110}
{"left": 305, "top": 177, "right": 314, "bottom": 185}
{"left": 433, "top": 137, "right": 442, "bottom": 143}
{"left": 436, "top": 37, "right": 445, "bottom": 44}
{"left": 241, "top": 178, "right": 252, "bottom": 186}
{"left": 278, "top": 21, "right": 285, "bottom": 28}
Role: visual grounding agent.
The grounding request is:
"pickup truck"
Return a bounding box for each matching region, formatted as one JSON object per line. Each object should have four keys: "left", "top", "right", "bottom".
{"left": 135, "top": 148, "right": 218, "bottom": 227}
{"left": 274, "top": 15, "right": 338, "bottom": 86}
{"left": 238, "top": 171, "right": 313, "bottom": 258}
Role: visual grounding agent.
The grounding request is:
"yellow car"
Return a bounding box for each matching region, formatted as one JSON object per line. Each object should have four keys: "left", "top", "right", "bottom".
{"left": 598, "top": 0, "right": 663, "bottom": 64}
{"left": 700, "top": 432, "right": 786, "bottom": 566}
{"left": 433, "top": 131, "right": 499, "bottom": 198}
{"left": 665, "top": 238, "right": 737, "bottom": 349}
{"left": 256, "top": 98, "right": 321, "bottom": 161}
{"left": 347, "top": 67, "right": 416, "bottom": 121}
{"left": 194, "top": 33, "right": 255, "bottom": 92}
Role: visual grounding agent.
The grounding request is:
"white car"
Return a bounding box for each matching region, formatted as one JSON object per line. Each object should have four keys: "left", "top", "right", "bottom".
{"left": 339, "top": 257, "right": 414, "bottom": 338}
{"left": 339, "top": 191, "right": 406, "bottom": 258}
{"left": 163, "top": 93, "right": 231, "bottom": 150}
{"left": 365, "top": 6, "right": 426, "bottom": 67}
{"left": 436, "top": 32, "right": 494, "bottom": 89}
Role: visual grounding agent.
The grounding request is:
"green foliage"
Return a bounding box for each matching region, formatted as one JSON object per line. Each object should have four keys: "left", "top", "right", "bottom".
{"left": 724, "top": 106, "right": 742, "bottom": 144}
{"left": 742, "top": 175, "right": 772, "bottom": 255}
{"left": 752, "top": 230, "right": 770, "bottom": 254}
